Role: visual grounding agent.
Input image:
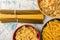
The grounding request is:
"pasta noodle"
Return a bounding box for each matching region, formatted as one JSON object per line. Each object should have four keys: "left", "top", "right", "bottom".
{"left": 15, "top": 26, "right": 39, "bottom": 40}
{"left": 42, "top": 20, "right": 60, "bottom": 40}
{"left": 39, "top": 0, "right": 60, "bottom": 17}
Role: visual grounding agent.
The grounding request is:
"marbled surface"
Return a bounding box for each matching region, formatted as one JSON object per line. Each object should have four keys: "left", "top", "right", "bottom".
{"left": 0, "top": 0, "right": 51, "bottom": 40}
{"left": 0, "top": 0, "right": 39, "bottom": 10}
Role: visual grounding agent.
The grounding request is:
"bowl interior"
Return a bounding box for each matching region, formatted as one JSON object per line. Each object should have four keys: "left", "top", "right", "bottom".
{"left": 42, "top": 18, "right": 60, "bottom": 40}
{"left": 43, "top": 18, "right": 60, "bottom": 27}
{"left": 37, "top": 0, "right": 60, "bottom": 18}
{"left": 13, "top": 25, "right": 41, "bottom": 40}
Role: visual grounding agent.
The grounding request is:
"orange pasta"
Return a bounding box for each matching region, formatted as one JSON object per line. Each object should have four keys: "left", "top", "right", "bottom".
{"left": 42, "top": 20, "right": 60, "bottom": 40}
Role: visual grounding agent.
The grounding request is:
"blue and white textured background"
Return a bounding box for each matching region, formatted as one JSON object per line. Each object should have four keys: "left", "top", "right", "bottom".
{"left": 0, "top": 0, "right": 39, "bottom": 10}
{"left": 0, "top": 0, "right": 51, "bottom": 40}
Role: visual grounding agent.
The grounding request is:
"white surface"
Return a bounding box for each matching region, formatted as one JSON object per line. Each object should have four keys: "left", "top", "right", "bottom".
{"left": 0, "top": 0, "right": 39, "bottom": 10}
{"left": 0, "top": 0, "right": 51, "bottom": 40}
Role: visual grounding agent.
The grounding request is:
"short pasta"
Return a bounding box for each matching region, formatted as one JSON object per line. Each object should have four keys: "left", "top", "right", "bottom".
{"left": 39, "top": 0, "right": 60, "bottom": 17}
{"left": 15, "top": 26, "right": 38, "bottom": 40}
{"left": 42, "top": 20, "right": 60, "bottom": 40}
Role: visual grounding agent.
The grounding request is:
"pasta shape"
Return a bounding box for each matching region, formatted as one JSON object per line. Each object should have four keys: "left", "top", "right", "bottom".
{"left": 15, "top": 26, "right": 38, "bottom": 40}
{"left": 42, "top": 20, "right": 60, "bottom": 40}
{"left": 39, "top": 0, "right": 60, "bottom": 17}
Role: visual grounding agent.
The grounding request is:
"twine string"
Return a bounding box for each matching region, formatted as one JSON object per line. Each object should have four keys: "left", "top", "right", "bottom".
{"left": 14, "top": 10, "right": 18, "bottom": 27}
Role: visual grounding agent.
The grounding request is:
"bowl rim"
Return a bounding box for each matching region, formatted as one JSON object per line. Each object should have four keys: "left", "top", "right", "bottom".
{"left": 37, "top": 0, "right": 60, "bottom": 18}
{"left": 13, "top": 24, "right": 41, "bottom": 40}
{"left": 41, "top": 18, "right": 60, "bottom": 40}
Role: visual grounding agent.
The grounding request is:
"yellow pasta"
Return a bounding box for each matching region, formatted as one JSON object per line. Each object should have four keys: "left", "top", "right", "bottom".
{"left": 39, "top": 0, "right": 60, "bottom": 17}
{"left": 15, "top": 26, "right": 39, "bottom": 40}
{"left": 42, "top": 20, "right": 60, "bottom": 40}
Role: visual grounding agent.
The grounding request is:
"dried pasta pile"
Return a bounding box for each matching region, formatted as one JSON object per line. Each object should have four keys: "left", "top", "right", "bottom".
{"left": 42, "top": 20, "right": 60, "bottom": 40}
{"left": 15, "top": 26, "right": 39, "bottom": 40}
{"left": 39, "top": 0, "right": 60, "bottom": 17}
